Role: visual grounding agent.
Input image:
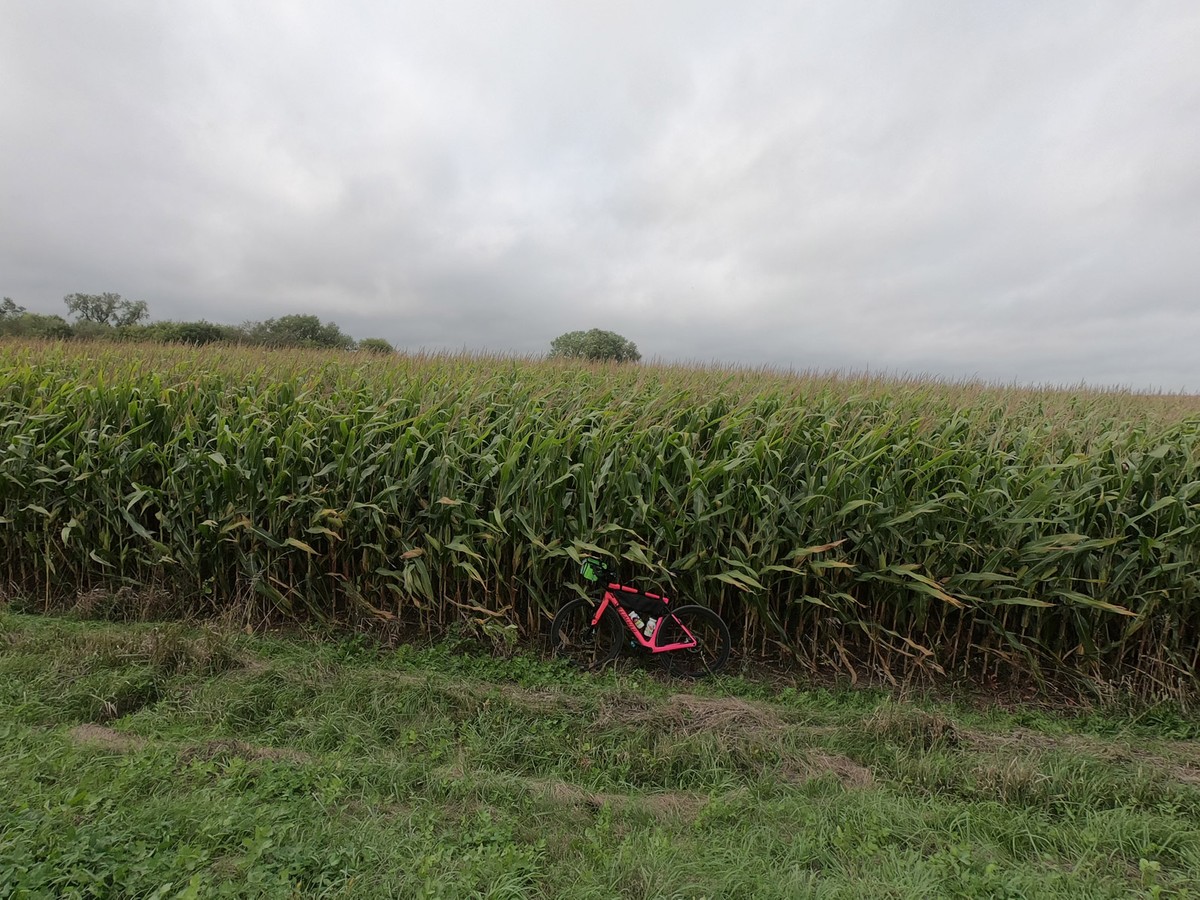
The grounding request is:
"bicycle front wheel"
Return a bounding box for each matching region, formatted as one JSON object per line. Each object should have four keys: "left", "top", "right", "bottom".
{"left": 548, "top": 598, "right": 622, "bottom": 671}
{"left": 658, "top": 605, "right": 731, "bottom": 678}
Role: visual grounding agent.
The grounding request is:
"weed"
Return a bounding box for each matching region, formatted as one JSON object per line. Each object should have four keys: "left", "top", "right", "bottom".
{"left": 3, "top": 614, "right": 1199, "bottom": 897}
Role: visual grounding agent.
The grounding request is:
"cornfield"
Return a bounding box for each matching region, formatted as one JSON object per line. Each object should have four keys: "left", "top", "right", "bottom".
{"left": 2, "top": 341, "right": 1198, "bottom": 693}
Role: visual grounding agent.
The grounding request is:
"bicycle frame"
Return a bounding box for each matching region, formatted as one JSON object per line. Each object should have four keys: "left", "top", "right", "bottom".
{"left": 590, "top": 582, "right": 699, "bottom": 653}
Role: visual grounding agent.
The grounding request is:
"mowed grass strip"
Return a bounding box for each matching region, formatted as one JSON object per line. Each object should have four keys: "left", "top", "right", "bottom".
{"left": 1, "top": 340, "right": 1199, "bottom": 693}
{"left": 2, "top": 613, "right": 1199, "bottom": 898}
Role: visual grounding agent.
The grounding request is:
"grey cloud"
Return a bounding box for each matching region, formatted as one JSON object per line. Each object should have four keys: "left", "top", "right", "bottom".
{"left": 2, "top": 1, "right": 1198, "bottom": 389}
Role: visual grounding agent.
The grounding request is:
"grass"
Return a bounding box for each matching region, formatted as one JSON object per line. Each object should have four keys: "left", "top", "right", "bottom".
{"left": 2, "top": 611, "right": 1199, "bottom": 898}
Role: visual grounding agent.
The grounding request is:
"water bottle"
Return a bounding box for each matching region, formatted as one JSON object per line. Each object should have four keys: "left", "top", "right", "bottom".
{"left": 644, "top": 617, "right": 658, "bottom": 637}
{"left": 628, "top": 611, "right": 645, "bottom": 632}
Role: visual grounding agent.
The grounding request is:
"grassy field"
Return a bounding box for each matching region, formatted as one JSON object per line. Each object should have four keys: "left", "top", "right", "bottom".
{"left": 5, "top": 341, "right": 1198, "bottom": 895}
{"left": 2, "top": 340, "right": 1199, "bottom": 695}
{"left": 3, "top": 611, "right": 1199, "bottom": 898}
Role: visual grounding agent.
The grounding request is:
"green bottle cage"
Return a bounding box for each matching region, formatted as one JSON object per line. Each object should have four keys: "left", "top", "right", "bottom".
{"left": 580, "top": 558, "right": 605, "bottom": 583}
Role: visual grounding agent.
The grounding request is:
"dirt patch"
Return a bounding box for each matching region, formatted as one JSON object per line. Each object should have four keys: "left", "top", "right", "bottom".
{"left": 964, "top": 727, "right": 1106, "bottom": 756}
{"left": 598, "top": 692, "right": 785, "bottom": 737}
{"left": 525, "top": 776, "right": 705, "bottom": 821}
{"left": 237, "top": 658, "right": 271, "bottom": 676}
{"left": 967, "top": 726, "right": 1197, "bottom": 761}
{"left": 371, "top": 671, "right": 434, "bottom": 689}
{"left": 1169, "top": 764, "right": 1200, "bottom": 785}
{"left": 964, "top": 727, "right": 1200, "bottom": 786}
{"left": 178, "top": 739, "right": 311, "bottom": 765}
{"left": 667, "top": 694, "right": 782, "bottom": 731}
{"left": 781, "top": 750, "right": 874, "bottom": 788}
{"left": 865, "top": 705, "right": 960, "bottom": 750}
{"left": 539, "top": 778, "right": 598, "bottom": 807}
{"left": 434, "top": 759, "right": 468, "bottom": 781}
{"left": 593, "top": 691, "right": 657, "bottom": 726}
{"left": 638, "top": 790, "right": 708, "bottom": 818}
{"left": 67, "top": 724, "right": 147, "bottom": 752}
{"left": 493, "top": 683, "right": 583, "bottom": 712}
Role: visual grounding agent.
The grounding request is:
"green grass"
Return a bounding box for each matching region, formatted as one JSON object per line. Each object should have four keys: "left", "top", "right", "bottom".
{"left": 2, "top": 612, "right": 1199, "bottom": 898}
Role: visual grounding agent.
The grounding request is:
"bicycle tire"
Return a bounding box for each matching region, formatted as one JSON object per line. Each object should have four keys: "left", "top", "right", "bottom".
{"left": 657, "top": 605, "right": 731, "bottom": 678}
{"left": 549, "top": 598, "right": 622, "bottom": 671}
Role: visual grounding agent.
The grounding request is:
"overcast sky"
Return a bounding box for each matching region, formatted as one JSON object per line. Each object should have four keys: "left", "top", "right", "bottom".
{"left": 2, "top": 2, "right": 1199, "bottom": 389}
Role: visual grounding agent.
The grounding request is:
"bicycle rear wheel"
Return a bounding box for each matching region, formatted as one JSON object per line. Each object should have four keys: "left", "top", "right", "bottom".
{"left": 548, "top": 598, "right": 622, "bottom": 671}
{"left": 657, "top": 605, "right": 731, "bottom": 678}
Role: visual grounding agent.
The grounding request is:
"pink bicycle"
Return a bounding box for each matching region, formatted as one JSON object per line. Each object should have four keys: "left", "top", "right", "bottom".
{"left": 549, "top": 557, "right": 731, "bottom": 677}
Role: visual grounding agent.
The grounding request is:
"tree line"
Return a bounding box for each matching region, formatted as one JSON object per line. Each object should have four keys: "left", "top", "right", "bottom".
{"left": 3, "top": 293, "right": 644, "bottom": 362}
{"left": 0, "top": 293, "right": 395, "bottom": 353}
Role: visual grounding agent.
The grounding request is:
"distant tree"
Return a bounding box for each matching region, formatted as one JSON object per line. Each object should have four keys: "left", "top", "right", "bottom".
{"left": 63, "top": 292, "right": 148, "bottom": 327}
{"left": 70, "top": 320, "right": 118, "bottom": 341}
{"left": 357, "top": 337, "right": 395, "bottom": 354}
{"left": 549, "top": 328, "right": 641, "bottom": 363}
{"left": 0, "top": 311, "right": 73, "bottom": 340}
{"left": 137, "top": 320, "right": 235, "bottom": 346}
{"left": 2, "top": 297, "right": 74, "bottom": 339}
{"left": 1, "top": 297, "right": 26, "bottom": 320}
{"left": 241, "top": 314, "right": 355, "bottom": 350}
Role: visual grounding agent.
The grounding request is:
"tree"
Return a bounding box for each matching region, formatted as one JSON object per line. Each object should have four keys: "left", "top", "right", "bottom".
{"left": 0, "top": 312, "right": 73, "bottom": 339}
{"left": 358, "top": 337, "right": 395, "bottom": 354}
{"left": 241, "top": 314, "right": 355, "bottom": 350}
{"left": 549, "top": 328, "right": 641, "bottom": 363}
{"left": 0, "top": 297, "right": 26, "bottom": 320}
{"left": 2, "top": 297, "right": 72, "bottom": 339}
{"left": 63, "top": 292, "right": 148, "bottom": 327}
{"left": 126, "top": 320, "right": 238, "bottom": 345}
